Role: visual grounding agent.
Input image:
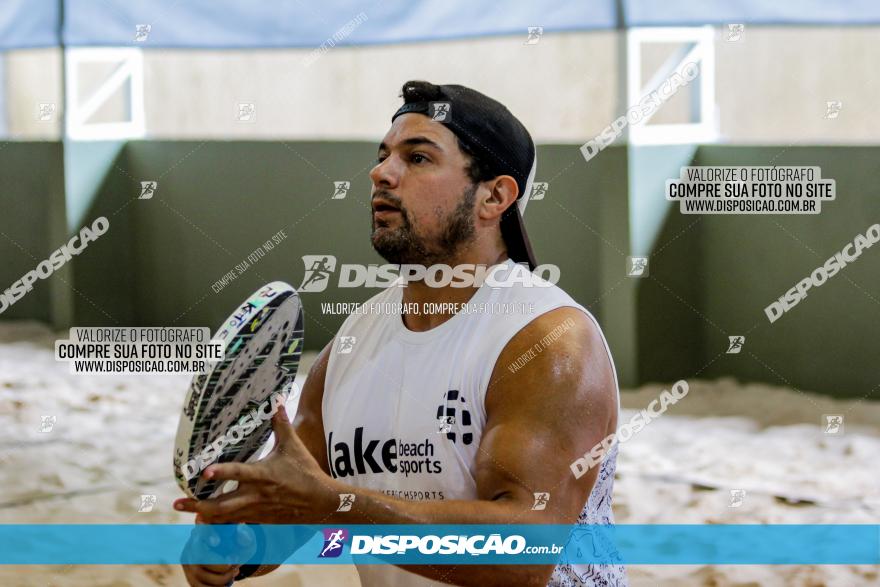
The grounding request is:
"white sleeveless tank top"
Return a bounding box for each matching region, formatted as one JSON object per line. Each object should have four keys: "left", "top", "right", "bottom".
{"left": 323, "top": 260, "right": 628, "bottom": 586}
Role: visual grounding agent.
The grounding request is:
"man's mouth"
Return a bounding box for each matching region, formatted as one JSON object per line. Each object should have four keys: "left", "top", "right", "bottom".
{"left": 372, "top": 198, "right": 402, "bottom": 215}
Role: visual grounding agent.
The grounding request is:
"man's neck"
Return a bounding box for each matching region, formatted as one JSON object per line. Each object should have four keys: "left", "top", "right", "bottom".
{"left": 398, "top": 252, "right": 509, "bottom": 332}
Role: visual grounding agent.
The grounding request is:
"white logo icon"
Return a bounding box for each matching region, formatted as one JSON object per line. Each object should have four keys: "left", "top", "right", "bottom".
{"left": 139, "top": 181, "right": 157, "bottom": 200}
{"left": 529, "top": 182, "right": 548, "bottom": 201}
{"left": 525, "top": 27, "right": 544, "bottom": 45}
{"left": 237, "top": 103, "right": 256, "bottom": 122}
{"left": 38, "top": 103, "right": 56, "bottom": 122}
{"left": 728, "top": 489, "right": 746, "bottom": 508}
{"left": 134, "top": 24, "right": 151, "bottom": 42}
{"left": 437, "top": 415, "right": 455, "bottom": 434}
{"left": 336, "top": 493, "right": 355, "bottom": 512}
{"left": 824, "top": 101, "right": 842, "bottom": 119}
{"left": 727, "top": 336, "right": 745, "bottom": 354}
{"left": 429, "top": 102, "right": 451, "bottom": 122}
{"left": 337, "top": 336, "right": 356, "bottom": 354}
{"left": 627, "top": 256, "right": 649, "bottom": 277}
{"left": 40, "top": 415, "right": 56, "bottom": 433}
{"left": 532, "top": 492, "right": 550, "bottom": 510}
{"left": 332, "top": 181, "right": 350, "bottom": 200}
{"left": 823, "top": 414, "right": 844, "bottom": 435}
{"left": 726, "top": 24, "right": 745, "bottom": 42}
{"left": 299, "top": 255, "right": 337, "bottom": 292}
{"left": 138, "top": 494, "right": 157, "bottom": 512}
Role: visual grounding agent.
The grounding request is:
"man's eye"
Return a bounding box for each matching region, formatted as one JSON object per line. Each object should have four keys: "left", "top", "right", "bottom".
{"left": 375, "top": 155, "right": 387, "bottom": 165}
{"left": 411, "top": 153, "right": 428, "bottom": 164}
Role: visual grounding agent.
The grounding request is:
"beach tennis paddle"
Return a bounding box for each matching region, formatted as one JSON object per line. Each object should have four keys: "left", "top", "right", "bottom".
{"left": 174, "top": 281, "right": 304, "bottom": 500}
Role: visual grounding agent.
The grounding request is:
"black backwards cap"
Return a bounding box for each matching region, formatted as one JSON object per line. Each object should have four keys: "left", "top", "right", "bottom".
{"left": 391, "top": 81, "right": 538, "bottom": 270}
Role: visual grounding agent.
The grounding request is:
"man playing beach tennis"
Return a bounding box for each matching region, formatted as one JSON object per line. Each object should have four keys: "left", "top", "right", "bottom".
{"left": 177, "top": 81, "right": 626, "bottom": 586}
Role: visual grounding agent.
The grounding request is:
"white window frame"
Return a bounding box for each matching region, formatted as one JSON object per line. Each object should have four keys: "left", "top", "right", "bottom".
{"left": 626, "top": 26, "right": 716, "bottom": 145}
{"left": 65, "top": 47, "right": 145, "bottom": 140}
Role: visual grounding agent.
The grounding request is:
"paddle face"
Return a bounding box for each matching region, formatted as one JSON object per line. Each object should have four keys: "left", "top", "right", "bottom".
{"left": 174, "top": 281, "right": 303, "bottom": 500}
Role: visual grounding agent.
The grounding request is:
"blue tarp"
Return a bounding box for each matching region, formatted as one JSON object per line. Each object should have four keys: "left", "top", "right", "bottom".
{"left": 1, "top": 0, "right": 879, "bottom": 50}
{"left": 62, "top": 0, "right": 614, "bottom": 48}
{"left": 0, "top": 0, "right": 60, "bottom": 50}
{"left": 624, "top": 0, "right": 880, "bottom": 26}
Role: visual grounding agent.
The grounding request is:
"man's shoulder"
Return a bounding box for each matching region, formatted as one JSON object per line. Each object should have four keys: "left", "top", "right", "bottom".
{"left": 484, "top": 304, "right": 618, "bottom": 433}
{"left": 488, "top": 304, "right": 616, "bottom": 400}
{"left": 506, "top": 306, "right": 604, "bottom": 357}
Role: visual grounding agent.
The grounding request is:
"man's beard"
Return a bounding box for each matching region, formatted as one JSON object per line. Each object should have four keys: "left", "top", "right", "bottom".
{"left": 371, "top": 183, "right": 477, "bottom": 266}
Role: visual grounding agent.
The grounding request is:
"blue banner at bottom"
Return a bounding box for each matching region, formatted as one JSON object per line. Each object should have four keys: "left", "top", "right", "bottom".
{"left": 0, "top": 524, "right": 877, "bottom": 565}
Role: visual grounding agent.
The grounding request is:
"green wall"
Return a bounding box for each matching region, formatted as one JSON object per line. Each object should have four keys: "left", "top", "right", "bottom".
{"left": 635, "top": 194, "right": 706, "bottom": 384}
{"left": 687, "top": 146, "right": 880, "bottom": 397}
{"left": 633, "top": 146, "right": 880, "bottom": 397}
{"left": 73, "top": 141, "right": 626, "bottom": 354}
{"left": 0, "top": 142, "right": 68, "bottom": 325}
{"left": 2, "top": 140, "right": 878, "bottom": 398}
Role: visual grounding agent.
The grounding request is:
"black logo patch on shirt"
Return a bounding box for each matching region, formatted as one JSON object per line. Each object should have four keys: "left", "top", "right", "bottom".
{"left": 436, "top": 389, "right": 473, "bottom": 445}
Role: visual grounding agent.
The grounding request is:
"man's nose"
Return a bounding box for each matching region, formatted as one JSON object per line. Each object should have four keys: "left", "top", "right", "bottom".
{"left": 369, "top": 155, "right": 400, "bottom": 188}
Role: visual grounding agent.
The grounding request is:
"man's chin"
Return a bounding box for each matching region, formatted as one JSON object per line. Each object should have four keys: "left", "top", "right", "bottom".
{"left": 371, "top": 228, "right": 441, "bottom": 266}
{"left": 370, "top": 235, "right": 404, "bottom": 265}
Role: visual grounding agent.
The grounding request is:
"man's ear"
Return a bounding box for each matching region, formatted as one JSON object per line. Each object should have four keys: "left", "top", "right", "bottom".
{"left": 478, "top": 175, "right": 519, "bottom": 221}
